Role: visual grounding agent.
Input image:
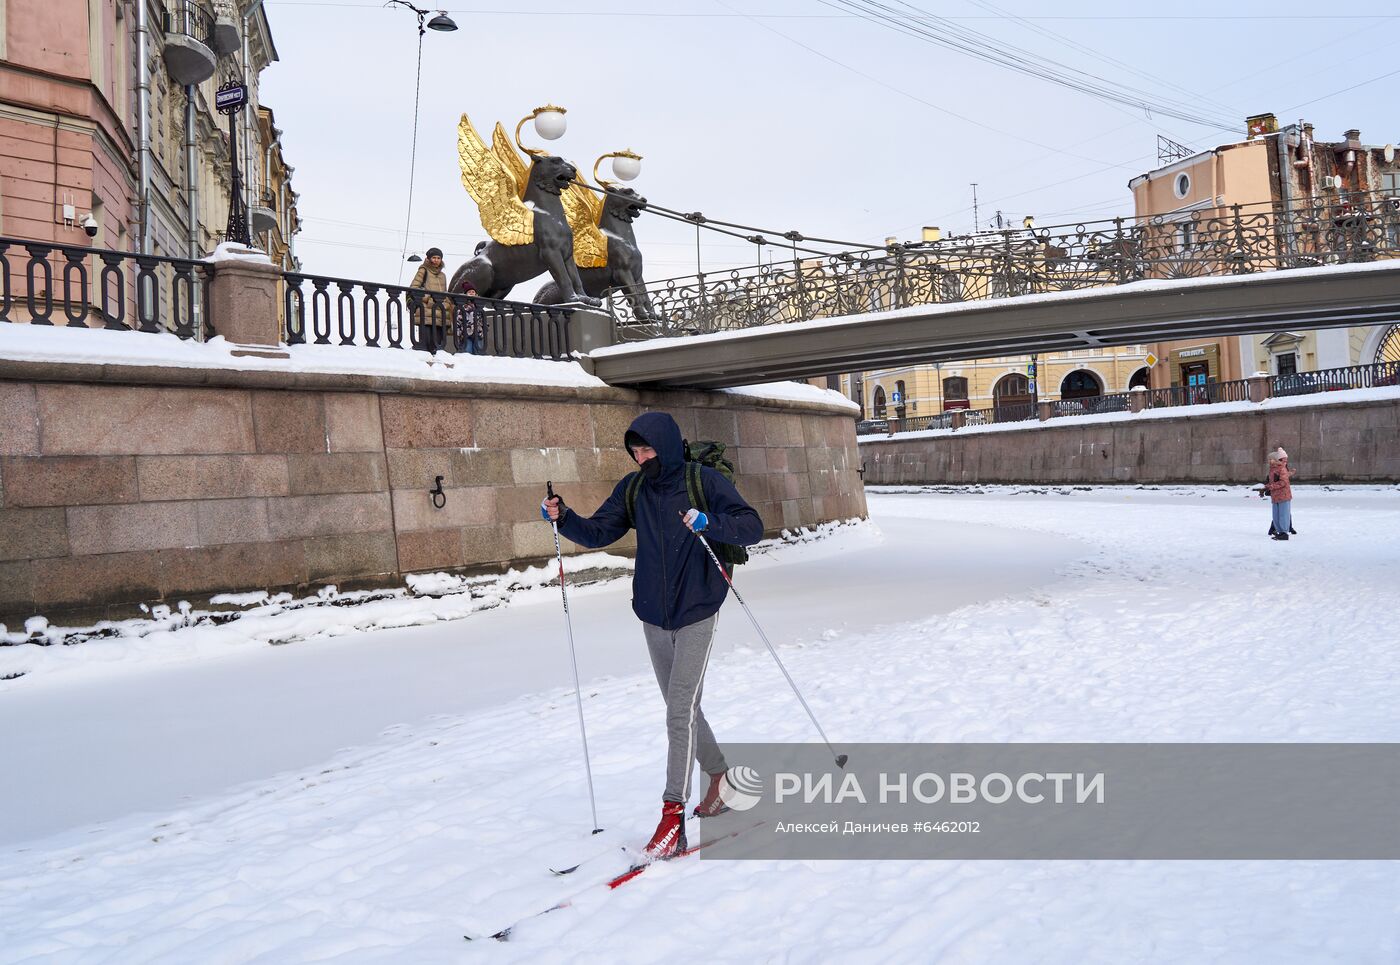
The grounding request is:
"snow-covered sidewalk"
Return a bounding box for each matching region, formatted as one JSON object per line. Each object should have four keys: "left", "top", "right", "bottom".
{"left": 2, "top": 486, "right": 1398, "bottom": 962}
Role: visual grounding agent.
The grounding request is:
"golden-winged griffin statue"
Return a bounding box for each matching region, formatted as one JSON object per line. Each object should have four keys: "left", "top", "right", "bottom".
{"left": 448, "top": 114, "right": 603, "bottom": 307}
{"left": 534, "top": 185, "right": 661, "bottom": 323}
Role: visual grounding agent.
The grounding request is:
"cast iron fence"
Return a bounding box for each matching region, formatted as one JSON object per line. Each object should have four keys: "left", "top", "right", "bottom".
{"left": 164, "top": 0, "right": 217, "bottom": 46}
{"left": 281, "top": 272, "right": 576, "bottom": 360}
{"left": 616, "top": 190, "right": 1400, "bottom": 337}
{"left": 0, "top": 236, "right": 211, "bottom": 338}
{"left": 1273, "top": 359, "right": 1400, "bottom": 396}
{"left": 858, "top": 360, "right": 1400, "bottom": 436}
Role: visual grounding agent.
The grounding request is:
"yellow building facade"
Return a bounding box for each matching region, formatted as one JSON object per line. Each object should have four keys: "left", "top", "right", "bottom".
{"left": 1130, "top": 118, "right": 1400, "bottom": 385}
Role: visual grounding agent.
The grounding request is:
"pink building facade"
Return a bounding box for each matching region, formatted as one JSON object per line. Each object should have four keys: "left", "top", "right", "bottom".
{"left": 1, "top": 0, "right": 135, "bottom": 249}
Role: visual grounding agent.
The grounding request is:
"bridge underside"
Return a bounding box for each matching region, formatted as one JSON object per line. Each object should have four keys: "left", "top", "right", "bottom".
{"left": 588, "top": 263, "right": 1400, "bottom": 390}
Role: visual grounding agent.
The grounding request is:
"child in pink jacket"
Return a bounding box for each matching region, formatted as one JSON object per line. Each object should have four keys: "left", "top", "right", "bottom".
{"left": 1265, "top": 447, "right": 1297, "bottom": 540}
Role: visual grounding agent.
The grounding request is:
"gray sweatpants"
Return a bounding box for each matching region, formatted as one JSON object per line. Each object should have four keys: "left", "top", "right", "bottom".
{"left": 642, "top": 615, "right": 727, "bottom": 803}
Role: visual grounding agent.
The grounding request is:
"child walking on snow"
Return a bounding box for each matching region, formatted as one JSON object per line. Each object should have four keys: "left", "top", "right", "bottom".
{"left": 1264, "top": 446, "right": 1297, "bottom": 541}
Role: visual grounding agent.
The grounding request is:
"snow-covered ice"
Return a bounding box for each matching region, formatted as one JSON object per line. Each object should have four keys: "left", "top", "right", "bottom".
{"left": 2, "top": 485, "right": 1398, "bottom": 962}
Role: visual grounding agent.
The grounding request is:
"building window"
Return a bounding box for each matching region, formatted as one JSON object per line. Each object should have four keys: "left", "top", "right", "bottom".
{"left": 994, "top": 373, "right": 1030, "bottom": 401}
{"left": 1276, "top": 352, "right": 1298, "bottom": 376}
{"left": 894, "top": 379, "right": 907, "bottom": 416}
{"left": 1382, "top": 171, "right": 1400, "bottom": 195}
{"left": 1128, "top": 367, "right": 1151, "bottom": 390}
{"left": 1060, "top": 369, "right": 1104, "bottom": 399}
{"left": 941, "top": 272, "right": 964, "bottom": 301}
{"left": 942, "top": 376, "right": 968, "bottom": 401}
{"left": 1174, "top": 172, "right": 1191, "bottom": 199}
{"left": 872, "top": 386, "right": 887, "bottom": 419}
{"left": 1176, "top": 221, "right": 1195, "bottom": 251}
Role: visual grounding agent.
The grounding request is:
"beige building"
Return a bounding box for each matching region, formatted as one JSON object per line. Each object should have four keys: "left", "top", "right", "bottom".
{"left": 1129, "top": 117, "right": 1400, "bottom": 386}
{"left": 251, "top": 106, "right": 300, "bottom": 271}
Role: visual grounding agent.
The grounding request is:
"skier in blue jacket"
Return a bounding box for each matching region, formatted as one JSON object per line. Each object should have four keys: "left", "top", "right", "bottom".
{"left": 542, "top": 411, "right": 763, "bottom": 858}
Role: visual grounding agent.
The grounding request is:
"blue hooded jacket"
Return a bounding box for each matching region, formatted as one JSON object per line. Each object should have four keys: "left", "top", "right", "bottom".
{"left": 557, "top": 411, "right": 763, "bottom": 630}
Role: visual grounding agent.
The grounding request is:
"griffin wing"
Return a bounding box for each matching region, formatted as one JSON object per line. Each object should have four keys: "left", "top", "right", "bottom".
{"left": 561, "top": 175, "right": 609, "bottom": 269}
{"left": 490, "top": 122, "right": 531, "bottom": 199}
{"left": 456, "top": 114, "right": 532, "bottom": 246}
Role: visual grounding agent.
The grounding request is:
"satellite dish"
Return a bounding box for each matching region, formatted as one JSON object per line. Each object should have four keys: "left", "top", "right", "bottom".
{"left": 1385, "top": 144, "right": 1396, "bottom": 164}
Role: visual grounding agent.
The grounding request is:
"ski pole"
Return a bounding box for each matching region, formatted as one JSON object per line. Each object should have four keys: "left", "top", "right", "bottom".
{"left": 685, "top": 515, "right": 848, "bottom": 769}
{"left": 548, "top": 481, "right": 603, "bottom": 834}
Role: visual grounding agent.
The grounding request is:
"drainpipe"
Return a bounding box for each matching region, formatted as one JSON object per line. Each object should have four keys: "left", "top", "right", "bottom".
{"left": 135, "top": 0, "right": 153, "bottom": 253}
{"left": 185, "top": 85, "right": 199, "bottom": 257}
{"left": 1277, "top": 125, "right": 1296, "bottom": 255}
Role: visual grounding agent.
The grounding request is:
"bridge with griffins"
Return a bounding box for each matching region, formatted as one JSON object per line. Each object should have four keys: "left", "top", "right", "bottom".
{"left": 4, "top": 168, "right": 1400, "bottom": 391}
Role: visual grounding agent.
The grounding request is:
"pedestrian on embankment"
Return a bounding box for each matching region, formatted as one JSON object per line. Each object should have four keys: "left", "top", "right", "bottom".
{"left": 1264, "top": 446, "right": 1297, "bottom": 541}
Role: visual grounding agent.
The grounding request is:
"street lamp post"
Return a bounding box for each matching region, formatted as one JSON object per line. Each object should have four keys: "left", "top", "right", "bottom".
{"left": 385, "top": 0, "right": 456, "bottom": 276}
{"left": 216, "top": 77, "right": 251, "bottom": 246}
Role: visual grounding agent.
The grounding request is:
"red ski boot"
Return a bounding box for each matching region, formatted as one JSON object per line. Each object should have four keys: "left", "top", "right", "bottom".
{"left": 693, "top": 771, "right": 731, "bottom": 818}
{"left": 643, "top": 800, "right": 687, "bottom": 859}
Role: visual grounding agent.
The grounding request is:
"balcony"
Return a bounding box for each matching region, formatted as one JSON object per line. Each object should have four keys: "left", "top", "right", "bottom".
{"left": 162, "top": 0, "right": 218, "bottom": 86}
{"left": 250, "top": 189, "right": 278, "bottom": 236}
{"left": 211, "top": 0, "right": 241, "bottom": 56}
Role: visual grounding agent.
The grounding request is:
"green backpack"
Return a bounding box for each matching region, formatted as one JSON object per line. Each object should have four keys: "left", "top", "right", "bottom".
{"left": 624, "top": 440, "right": 749, "bottom": 568}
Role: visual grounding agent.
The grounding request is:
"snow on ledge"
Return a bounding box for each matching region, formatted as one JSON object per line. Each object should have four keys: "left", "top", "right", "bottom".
{"left": 0, "top": 323, "right": 609, "bottom": 388}
{"left": 722, "top": 380, "right": 860, "bottom": 411}
{"left": 860, "top": 384, "right": 1400, "bottom": 443}
{"left": 0, "top": 324, "right": 862, "bottom": 410}
{"left": 205, "top": 242, "right": 273, "bottom": 265}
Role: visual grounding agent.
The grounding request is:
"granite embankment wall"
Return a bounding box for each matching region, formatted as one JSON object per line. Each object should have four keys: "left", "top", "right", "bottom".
{"left": 0, "top": 363, "right": 863, "bottom": 623}
{"left": 861, "top": 393, "right": 1400, "bottom": 485}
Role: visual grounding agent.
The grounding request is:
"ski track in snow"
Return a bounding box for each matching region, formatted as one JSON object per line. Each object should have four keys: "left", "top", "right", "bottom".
{"left": 2, "top": 486, "right": 1399, "bottom": 963}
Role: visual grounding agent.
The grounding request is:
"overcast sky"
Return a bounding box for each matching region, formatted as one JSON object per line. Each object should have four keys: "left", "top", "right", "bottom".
{"left": 259, "top": 1, "right": 1399, "bottom": 290}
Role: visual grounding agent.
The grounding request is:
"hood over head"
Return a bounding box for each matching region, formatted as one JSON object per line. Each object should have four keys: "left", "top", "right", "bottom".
{"left": 625, "top": 411, "right": 685, "bottom": 476}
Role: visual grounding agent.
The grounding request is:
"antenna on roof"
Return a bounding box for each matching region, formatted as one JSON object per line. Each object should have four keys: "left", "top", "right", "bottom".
{"left": 1157, "top": 134, "right": 1193, "bottom": 165}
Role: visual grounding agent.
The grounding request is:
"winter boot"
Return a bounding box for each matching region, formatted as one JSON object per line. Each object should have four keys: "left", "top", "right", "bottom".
{"left": 693, "top": 771, "right": 731, "bottom": 819}
{"left": 644, "top": 801, "right": 687, "bottom": 860}
{"left": 1289, "top": 526, "right": 1297, "bottom": 535}
{"left": 1267, "top": 524, "right": 1277, "bottom": 536}
{"left": 1272, "top": 532, "right": 1289, "bottom": 541}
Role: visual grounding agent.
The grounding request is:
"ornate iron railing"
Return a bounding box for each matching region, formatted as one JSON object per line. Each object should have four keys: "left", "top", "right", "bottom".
{"left": 858, "top": 360, "right": 1400, "bottom": 437}
{"left": 0, "top": 236, "right": 211, "bottom": 339}
{"left": 281, "top": 272, "right": 575, "bottom": 360}
{"left": 616, "top": 190, "right": 1400, "bottom": 337}
{"left": 1273, "top": 359, "right": 1400, "bottom": 396}
{"left": 164, "top": 0, "right": 217, "bottom": 46}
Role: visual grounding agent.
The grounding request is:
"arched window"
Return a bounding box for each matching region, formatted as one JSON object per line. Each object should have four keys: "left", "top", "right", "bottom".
{"left": 872, "top": 385, "right": 887, "bottom": 419}
{"left": 993, "top": 374, "right": 1029, "bottom": 400}
{"left": 1059, "top": 369, "right": 1104, "bottom": 400}
{"left": 942, "top": 376, "right": 968, "bottom": 401}
{"left": 1128, "top": 367, "right": 1151, "bottom": 390}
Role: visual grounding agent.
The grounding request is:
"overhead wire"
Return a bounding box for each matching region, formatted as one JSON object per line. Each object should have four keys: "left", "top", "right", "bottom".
{"left": 822, "top": 0, "right": 1238, "bottom": 130}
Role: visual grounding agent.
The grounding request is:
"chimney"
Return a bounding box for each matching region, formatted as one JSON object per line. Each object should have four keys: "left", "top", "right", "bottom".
{"left": 884, "top": 235, "right": 898, "bottom": 247}
{"left": 922, "top": 226, "right": 942, "bottom": 243}
{"left": 1344, "top": 129, "right": 1361, "bottom": 145}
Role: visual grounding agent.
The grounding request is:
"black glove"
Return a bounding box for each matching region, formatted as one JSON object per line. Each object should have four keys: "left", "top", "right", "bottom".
{"left": 540, "top": 492, "right": 568, "bottom": 522}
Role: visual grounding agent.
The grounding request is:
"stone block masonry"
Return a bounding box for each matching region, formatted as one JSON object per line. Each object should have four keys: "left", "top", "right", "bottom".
{"left": 859, "top": 394, "right": 1400, "bottom": 486}
{"left": 0, "top": 362, "right": 863, "bottom": 624}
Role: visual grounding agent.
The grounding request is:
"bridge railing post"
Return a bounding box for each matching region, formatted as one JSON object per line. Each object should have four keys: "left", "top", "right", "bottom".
{"left": 1247, "top": 371, "right": 1272, "bottom": 404}
{"left": 891, "top": 245, "right": 908, "bottom": 309}
{"left": 1229, "top": 203, "right": 1250, "bottom": 273}
{"left": 1112, "top": 217, "right": 1129, "bottom": 285}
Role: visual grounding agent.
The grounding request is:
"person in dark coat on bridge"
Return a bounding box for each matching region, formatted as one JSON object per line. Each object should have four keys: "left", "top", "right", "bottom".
{"left": 541, "top": 411, "right": 763, "bottom": 859}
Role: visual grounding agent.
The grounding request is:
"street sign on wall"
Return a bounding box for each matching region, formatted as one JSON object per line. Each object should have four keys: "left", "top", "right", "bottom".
{"left": 216, "top": 83, "right": 247, "bottom": 114}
